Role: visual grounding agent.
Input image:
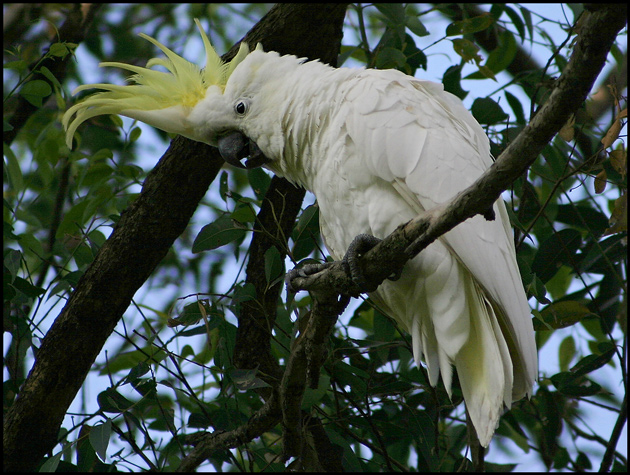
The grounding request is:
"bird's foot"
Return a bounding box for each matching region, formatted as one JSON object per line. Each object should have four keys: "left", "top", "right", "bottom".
{"left": 285, "top": 261, "right": 334, "bottom": 293}
{"left": 342, "top": 233, "right": 402, "bottom": 291}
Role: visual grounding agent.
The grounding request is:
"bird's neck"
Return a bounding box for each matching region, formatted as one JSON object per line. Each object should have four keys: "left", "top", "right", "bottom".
{"left": 263, "top": 62, "right": 359, "bottom": 191}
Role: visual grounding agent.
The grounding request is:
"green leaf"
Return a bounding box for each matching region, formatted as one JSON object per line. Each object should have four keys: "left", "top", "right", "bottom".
{"left": 291, "top": 204, "right": 320, "bottom": 260}
{"left": 4, "top": 118, "right": 14, "bottom": 132}
{"left": 503, "top": 5, "right": 527, "bottom": 42}
{"left": 374, "top": 3, "right": 406, "bottom": 28}
{"left": 442, "top": 65, "right": 468, "bottom": 100}
{"left": 331, "top": 360, "right": 368, "bottom": 395}
{"left": 97, "top": 387, "right": 134, "bottom": 413}
{"left": 129, "top": 126, "right": 142, "bottom": 143}
{"left": 519, "top": 6, "right": 534, "bottom": 41}
{"left": 231, "top": 202, "right": 256, "bottom": 224}
{"left": 247, "top": 167, "right": 270, "bottom": 200}
{"left": 131, "top": 378, "right": 157, "bottom": 398}
{"left": 4, "top": 144, "right": 24, "bottom": 191}
{"left": 570, "top": 348, "right": 616, "bottom": 377}
{"left": 39, "top": 452, "right": 63, "bottom": 472}
{"left": 324, "top": 427, "right": 363, "bottom": 472}
{"left": 219, "top": 170, "right": 229, "bottom": 201}
{"left": 231, "top": 282, "right": 257, "bottom": 305}
{"left": 373, "top": 309, "right": 395, "bottom": 343}
{"left": 505, "top": 90, "right": 526, "bottom": 124}
{"left": 192, "top": 215, "right": 247, "bottom": 253}
{"left": 229, "top": 368, "right": 271, "bottom": 390}
{"left": 484, "top": 30, "right": 517, "bottom": 74}
{"left": 19, "top": 80, "right": 52, "bottom": 107}
{"left": 550, "top": 372, "right": 602, "bottom": 397}
{"left": 400, "top": 33, "right": 427, "bottom": 74}
{"left": 101, "top": 347, "right": 166, "bottom": 374}
{"left": 4, "top": 248, "right": 22, "bottom": 279}
{"left": 545, "top": 265, "right": 572, "bottom": 301}
{"left": 38, "top": 66, "right": 62, "bottom": 90}
{"left": 375, "top": 47, "right": 407, "bottom": 70}
{"left": 531, "top": 229, "right": 582, "bottom": 283}
{"left": 471, "top": 97, "right": 508, "bottom": 125}
{"left": 451, "top": 38, "right": 481, "bottom": 63}
{"left": 80, "top": 162, "right": 114, "bottom": 188}
{"left": 302, "top": 374, "right": 330, "bottom": 408}
{"left": 264, "top": 246, "right": 283, "bottom": 285}
{"left": 170, "top": 300, "right": 212, "bottom": 327}
{"left": 55, "top": 200, "right": 89, "bottom": 239}
{"left": 48, "top": 42, "right": 73, "bottom": 58}
{"left": 89, "top": 419, "right": 112, "bottom": 462}
{"left": 3, "top": 59, "right": 28, "bottom": 72}
{"left": 578, "top": 234, "right": 626, "bottom": 274}
{"left": 558, "top": 336, "right": 576, "bottom": 372}
{"left": 405, "top": 9, "right": 429, "bottom": 37}
{"left": 555, "top": 204, "right": 609, "bottom": 236}
{"left": 12, "top": 276, "right": 45, "bottom": 299}
{"left": 49, "top": 274, "right": 75, "bottom": 296}
{"left": 534, "top": 301, "right": 594, "bottom": 331}
{"left": 446, "top": 14, "right": 494, "bottom": 36}
{"left": 126, "top": 362, "right": 151, "bottom": 383}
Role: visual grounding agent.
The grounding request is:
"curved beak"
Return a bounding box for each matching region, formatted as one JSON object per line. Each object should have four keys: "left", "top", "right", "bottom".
{"left": 218, "top": 131, "right": 269, "bottom": 169}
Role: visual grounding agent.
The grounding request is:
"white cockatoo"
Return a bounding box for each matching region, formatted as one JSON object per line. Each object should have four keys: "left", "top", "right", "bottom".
{"left": 64, "top": 20, "right": 537, "bottom": 447}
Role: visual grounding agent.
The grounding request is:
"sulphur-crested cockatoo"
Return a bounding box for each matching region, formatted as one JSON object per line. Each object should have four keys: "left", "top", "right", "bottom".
{"left": 64, "top": 20, "right": 537, "bottom": 447}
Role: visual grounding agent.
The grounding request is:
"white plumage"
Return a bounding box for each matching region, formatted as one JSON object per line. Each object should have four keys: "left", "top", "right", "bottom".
{"left": 63, "top": 25, "right": 537, "bottom": 447}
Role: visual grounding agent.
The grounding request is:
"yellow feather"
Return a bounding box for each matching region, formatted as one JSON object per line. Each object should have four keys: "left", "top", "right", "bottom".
{"left": 63, "top": 19, "right": 250, "bottom": 149}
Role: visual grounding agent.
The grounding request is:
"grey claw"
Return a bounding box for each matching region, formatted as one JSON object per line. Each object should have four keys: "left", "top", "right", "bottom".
{"left": 285, "top": 262, "right": 333, "bottom": 293}
{"left": 343, "top": 233, "right": 383, "bottom": 290}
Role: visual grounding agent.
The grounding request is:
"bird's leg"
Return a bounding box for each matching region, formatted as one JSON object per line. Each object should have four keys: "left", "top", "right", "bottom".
{"left": 343, "top": 233, "right": 402, "bottom": 291}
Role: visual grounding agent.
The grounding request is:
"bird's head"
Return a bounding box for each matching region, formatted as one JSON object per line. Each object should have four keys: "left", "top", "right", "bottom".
{"left": 63, "top": 19, "right": 275, "bottom": 169}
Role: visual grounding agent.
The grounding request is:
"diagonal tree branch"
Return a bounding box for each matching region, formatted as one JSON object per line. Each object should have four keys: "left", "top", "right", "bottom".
{"left": 600, "top": 394, "right": 628, "bottom": 472}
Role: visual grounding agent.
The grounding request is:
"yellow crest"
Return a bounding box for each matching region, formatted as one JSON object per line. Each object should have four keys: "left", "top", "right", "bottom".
{"left": 62, "top": 19, "right": 251, "bottom": 148}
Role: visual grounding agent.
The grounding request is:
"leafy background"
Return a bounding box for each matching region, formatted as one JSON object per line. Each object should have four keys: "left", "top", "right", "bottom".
{"left": 3, "top": 3, "right": 627, "bottom": 471}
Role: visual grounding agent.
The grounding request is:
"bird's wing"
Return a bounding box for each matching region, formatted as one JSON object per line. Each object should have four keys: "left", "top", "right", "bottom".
{"left": 344, "top": 70, "right": 537, "bottom": 398}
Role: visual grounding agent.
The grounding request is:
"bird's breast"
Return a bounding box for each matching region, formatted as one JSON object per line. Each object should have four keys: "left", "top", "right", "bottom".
{"left": 311, "top": 154, "right": 419, "bottom": 261}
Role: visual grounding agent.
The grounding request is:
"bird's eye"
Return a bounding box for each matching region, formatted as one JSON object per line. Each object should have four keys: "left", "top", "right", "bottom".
{"left": 235, "top": 100, "right": 249, "bottom": 115}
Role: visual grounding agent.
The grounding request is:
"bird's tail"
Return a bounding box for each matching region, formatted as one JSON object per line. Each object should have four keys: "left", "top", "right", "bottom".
{"left": 372, "top": 249, "right": 523, "bottom": 447}
{"left": 452, "top": 277, "right": 514, "bottom": 447}
{"left": 408, "top": 259, "right": 516, "bottom": 447}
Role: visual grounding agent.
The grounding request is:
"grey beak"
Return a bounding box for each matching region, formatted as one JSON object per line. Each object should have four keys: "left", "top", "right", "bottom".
{"left": 218, "top": 131, "right": 268, "bottom": 169}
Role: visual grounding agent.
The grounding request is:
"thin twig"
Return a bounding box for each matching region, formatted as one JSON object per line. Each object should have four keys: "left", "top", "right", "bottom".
{"left": 600, "top": 394, "right": 628, "bottom": 472}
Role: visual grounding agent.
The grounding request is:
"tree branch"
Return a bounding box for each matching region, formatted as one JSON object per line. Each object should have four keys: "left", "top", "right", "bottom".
{"left": 280, "top": 293, "right": 350, "bottom": 459}
{"left": 600, "top": 394, "right": 628, "bottom": 472}
{"left": 177, "top": 391, "right": 282, "bottom": 472}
